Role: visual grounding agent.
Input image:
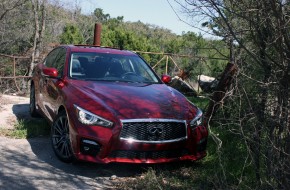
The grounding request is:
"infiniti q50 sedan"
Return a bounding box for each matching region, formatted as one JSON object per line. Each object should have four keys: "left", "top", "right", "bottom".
{"left": 30, "top": 45, "right": 208, "bottom": 163}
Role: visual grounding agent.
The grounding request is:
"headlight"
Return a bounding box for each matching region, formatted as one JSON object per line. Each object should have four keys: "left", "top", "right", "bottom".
{"left": 74, "top": 105, "right": 113, "bottom": 128}
{"left": 190, "top": 109, "right": 203, "bottom": 128}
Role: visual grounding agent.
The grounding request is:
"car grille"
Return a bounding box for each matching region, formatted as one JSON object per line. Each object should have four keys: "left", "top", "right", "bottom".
{"left": 120, "top": 119, "right": 187, "bottom": 143}
{"left": 109, "top": 149, "right": 189, "bottom": 159}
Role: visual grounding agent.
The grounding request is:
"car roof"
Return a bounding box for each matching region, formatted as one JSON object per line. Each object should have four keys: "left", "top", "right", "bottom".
{"left": 63, "top": 45, "right": 137, "bottom": 56}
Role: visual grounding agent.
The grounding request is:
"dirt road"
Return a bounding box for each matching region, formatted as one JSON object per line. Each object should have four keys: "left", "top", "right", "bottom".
{"left": 0, "top": 95, "right": 144, "bottom": 189}
{"left": 0, "top": 95, "right": 32, "bottom": 129}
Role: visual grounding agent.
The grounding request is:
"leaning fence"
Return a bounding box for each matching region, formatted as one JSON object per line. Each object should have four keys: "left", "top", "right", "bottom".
{"left": 0, "top": 50, "right": 230, "bottom": 96}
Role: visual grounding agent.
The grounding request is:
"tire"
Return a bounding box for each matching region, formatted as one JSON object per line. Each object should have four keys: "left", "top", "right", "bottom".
{"left": 30, "top": 84, "right": 40, "bottom": 117}
{"left": 51, "top": 110, "right": 75, "bottom": 163}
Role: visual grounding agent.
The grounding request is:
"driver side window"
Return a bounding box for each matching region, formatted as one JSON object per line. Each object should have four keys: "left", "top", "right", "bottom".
{"left": 44, "top": 47, "right": 66, "bottom": 77}
{"left": 54, "top": 48, "right": 66, "bottom": 77}
{"left": 45, "top": 49, "right": 58, "bottom": 68}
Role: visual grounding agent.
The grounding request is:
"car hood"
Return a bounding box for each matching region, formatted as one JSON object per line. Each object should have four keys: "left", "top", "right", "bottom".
{"left": 70, "top": 81, "right": 196, "bottom": 120}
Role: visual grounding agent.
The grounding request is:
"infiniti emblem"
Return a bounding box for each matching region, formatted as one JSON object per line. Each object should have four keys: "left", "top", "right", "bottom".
{"left": 148, "top": 127, "right": 163, "bottom": 136}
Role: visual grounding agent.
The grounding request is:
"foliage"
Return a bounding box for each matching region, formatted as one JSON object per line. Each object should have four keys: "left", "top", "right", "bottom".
{"left": 0, "top": 0, "right": 33, "bottom": 54}
{"left": 59, "top": 24, "right": 84, "bottom": 44}
{"left": 0, "top": 0, "right": 228, "bottom": 82}
{"left": 94, "top": 8, "right": 110, "bottom": 22}
{"left": 175, "top": 0, "right": 290, "bottom": 189}
{"left": 187, "top": 96, "right": 209, "bottom": 112}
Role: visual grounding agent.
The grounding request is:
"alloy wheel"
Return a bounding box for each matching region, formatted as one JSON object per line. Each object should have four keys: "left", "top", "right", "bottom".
{"left": 51, "top": 111, "right": 74, "bottom": 162}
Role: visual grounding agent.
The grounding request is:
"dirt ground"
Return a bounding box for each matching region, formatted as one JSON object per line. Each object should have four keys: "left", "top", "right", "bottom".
{"left": 0, "top": 94, "right": 146, "bottom": 190}
{"left": 0, "top": 95, "right": 32, "bottom": 129}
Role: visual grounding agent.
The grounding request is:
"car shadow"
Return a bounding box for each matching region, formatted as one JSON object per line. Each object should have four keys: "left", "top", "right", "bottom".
{"left": 27, "top": 137, "right": 146, "bottom": 178}
{"left": 10, "top": 104, "right": 148, "bottom": 178}
{"left": 12, "top": 103, "right": 38, "bottom": 121}
{"left": 27, "top": 137, "right": 198, "bottom": 179}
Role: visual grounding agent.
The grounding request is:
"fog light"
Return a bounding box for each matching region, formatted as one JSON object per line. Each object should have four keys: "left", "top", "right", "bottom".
{"left": 80, "top": 139, "right": 101, "bottom": 156}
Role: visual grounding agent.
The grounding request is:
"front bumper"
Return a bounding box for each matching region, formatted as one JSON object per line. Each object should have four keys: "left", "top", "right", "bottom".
{"left": 69, "top": 117, "right": 208, "bottom": 164}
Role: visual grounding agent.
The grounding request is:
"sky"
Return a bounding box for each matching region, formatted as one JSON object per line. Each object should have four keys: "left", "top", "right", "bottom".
{"left": 77, "top": 0, "right": 203, "bottom": 35}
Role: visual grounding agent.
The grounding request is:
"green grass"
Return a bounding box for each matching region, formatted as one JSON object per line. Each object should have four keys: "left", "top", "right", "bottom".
{"left": 187, "top": 96, "right": 209, "bottom": 111}
{"left": 0, "top": 119, "right": 50, "bottom": 139}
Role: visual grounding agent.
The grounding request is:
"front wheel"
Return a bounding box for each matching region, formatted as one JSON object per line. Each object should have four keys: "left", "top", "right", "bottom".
{"left": 51, "top": 110, "right": 75, "bottom": 163}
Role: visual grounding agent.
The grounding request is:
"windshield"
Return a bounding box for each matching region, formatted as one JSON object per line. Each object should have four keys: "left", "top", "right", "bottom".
{"left": 69, "top": 52, "right": 160, "bottom": 83}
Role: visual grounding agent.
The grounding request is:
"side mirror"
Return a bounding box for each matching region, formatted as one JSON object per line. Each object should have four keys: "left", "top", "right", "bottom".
{"left": 161, "top": 74, "right": 172, "bottom": 84}
{"left": 42, "top": 67, "right": 58, "bottom": 78}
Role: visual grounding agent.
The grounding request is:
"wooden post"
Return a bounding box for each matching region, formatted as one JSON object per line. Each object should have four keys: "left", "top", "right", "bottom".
{"left": 13, "top": 57, "right": 21, "bottom": 92}
{"left": 152, "top": 55, "right": 166, "bottom": 69}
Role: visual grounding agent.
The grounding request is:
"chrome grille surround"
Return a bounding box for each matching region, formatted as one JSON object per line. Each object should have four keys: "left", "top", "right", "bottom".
{"left": 120, "top": 119, "right": 187, "bottom": 144}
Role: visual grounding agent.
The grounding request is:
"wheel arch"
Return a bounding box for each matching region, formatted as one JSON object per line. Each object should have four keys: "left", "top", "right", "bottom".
{"left": 57, "top": 105, "right": 66, "bottom": 115}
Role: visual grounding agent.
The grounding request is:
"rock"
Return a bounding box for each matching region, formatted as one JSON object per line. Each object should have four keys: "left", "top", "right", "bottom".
{"left": 198, "top": 75, "right": 219, "bottom": 93}
{"left": 168, "top": 76, "right": 197, "bottom": 96}
{"left": 110, "top": 175, "right": 117, "bottom": 180}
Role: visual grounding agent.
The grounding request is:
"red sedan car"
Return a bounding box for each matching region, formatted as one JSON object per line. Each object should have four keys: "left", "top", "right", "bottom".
{"left": 30, "top": 45, "right": 208, "bottom": 163}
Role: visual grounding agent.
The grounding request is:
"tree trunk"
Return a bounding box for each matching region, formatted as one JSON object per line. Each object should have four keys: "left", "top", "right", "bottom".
{"left": 204, "top": 62, "right": 237, "bottom": 124}
{"left": 28, "top": 0, "right": 46, "bottom": 77}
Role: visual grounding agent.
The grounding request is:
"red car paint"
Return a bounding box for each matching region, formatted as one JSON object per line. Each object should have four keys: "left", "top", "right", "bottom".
{"left": 30, "top": 45, "right": 208, "bottom": 163}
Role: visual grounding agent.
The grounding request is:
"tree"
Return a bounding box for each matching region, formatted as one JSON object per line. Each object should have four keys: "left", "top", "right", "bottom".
{"left": 29, "top": 0, "right": 47, "bottom": 76}
{"left": 0, "top": 0, "right": 32, "bottom": 54}
{"left": 94, "top": 8, "right": 110, "bottom": 22}
{"left": 175, "top": 0, "right": 290, "bottom": 188}
{"left": 59, "top": 24, "right": 84, "bottom": 44}
{"left": 0, "top": 0, "right": 27, "bottom": 21}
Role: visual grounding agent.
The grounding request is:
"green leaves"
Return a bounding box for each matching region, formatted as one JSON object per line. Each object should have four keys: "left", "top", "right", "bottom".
{"left": 59, "top": 24, "right": 84, "bottom": 44}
